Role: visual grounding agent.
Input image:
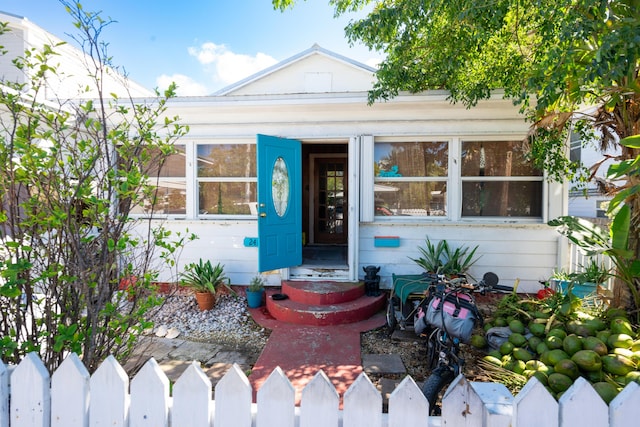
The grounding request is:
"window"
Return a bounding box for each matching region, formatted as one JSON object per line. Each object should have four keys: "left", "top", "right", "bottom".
{"left": 569, "top": 131, "right": 582, "bottom": 163}
{"left": 461, "top": 141, "right": 543, "bottom": 217}
{"left": 197, "top": 144, "right": 256, "bottom": 216}
{"left": 129, "top": 145, "right": 187, "bottom": 215}
{"left": 374, "top": 141, "right": 448, "bottom": 217}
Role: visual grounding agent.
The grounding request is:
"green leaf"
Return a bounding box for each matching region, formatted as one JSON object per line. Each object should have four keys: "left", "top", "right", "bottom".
{"left": 608, "top": 187, "right": 640, "bottom": 213}
{"left": 610, "top": 204, "right": 630, "bottom": 252}
{"left": 548, "top": 216, "right": 609, "bottom": 256}
{"left": 607, "top": 158, "right": 640, "bottom": 180}
{"left": 620, "top": 135, "right": 640, "bottom": 149}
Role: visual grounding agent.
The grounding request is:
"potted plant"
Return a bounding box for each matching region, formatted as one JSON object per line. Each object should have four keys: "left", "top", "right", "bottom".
{"left": 571, "top": 259, "right": 610, "bottom": 299}
{"left": 246, "top": 275, "right": 265, "bottom": 308}
{"left": 180, "top": 259, "right": 229, "bottom": 310}
{"left": 574, "top": 260, "right": 610, "bottom": 285}
{"left": 549, "top": 268, "right": 573, "bottom": 294}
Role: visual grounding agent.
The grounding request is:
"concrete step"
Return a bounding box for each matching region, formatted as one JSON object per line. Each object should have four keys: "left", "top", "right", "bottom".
{"left": 280, "top": 280, "right": 364, "bottom": 305}
{"left": 266, "top": 281, "right": 386, "bottom": 326}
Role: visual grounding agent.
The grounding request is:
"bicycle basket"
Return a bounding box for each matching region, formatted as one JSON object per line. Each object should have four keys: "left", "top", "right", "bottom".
{"left": 425, "top": 291, "right": 478, "bottom": 343}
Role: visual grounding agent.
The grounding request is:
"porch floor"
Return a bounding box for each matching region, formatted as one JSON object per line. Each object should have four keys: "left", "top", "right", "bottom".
{"left": 301, "top": 244, "right": 347, "bottom": 267}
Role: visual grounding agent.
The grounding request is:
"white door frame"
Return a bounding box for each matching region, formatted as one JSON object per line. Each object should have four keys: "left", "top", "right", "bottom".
{"left": 347, "top": 136, "right": 360, "bottom": 281}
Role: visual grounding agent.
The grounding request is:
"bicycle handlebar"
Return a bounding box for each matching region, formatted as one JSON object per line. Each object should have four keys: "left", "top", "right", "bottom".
{"left": 438, "top": 272, "right": 512, "bottom": 294}
{"left": 489, "top": 284, "right": 514, "bottom": 293}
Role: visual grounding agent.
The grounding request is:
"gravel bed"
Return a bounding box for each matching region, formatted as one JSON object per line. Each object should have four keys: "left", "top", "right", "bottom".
{"left": 145, "top": 292, "right": 270, "bottom": 350}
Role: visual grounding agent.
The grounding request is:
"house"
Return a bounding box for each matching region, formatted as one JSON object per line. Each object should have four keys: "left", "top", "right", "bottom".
{"left": 567, "top": 127, "right": 619, "bottom": 220}
{"left": 135, "top": 44, "right": 569, "bottom": 293}
{"left": 0, "top": 11, "right": 153, "bottom": 99}
{"left": 1, "top": 12, "right": 570, "bottom": 294}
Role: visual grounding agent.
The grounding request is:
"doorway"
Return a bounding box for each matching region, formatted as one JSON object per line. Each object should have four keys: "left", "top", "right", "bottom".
{"left": 314, "top": 157, "right": 347, "bottom": 244}
{"left": 301, "top": 144, "right": 348, "bottom": 269}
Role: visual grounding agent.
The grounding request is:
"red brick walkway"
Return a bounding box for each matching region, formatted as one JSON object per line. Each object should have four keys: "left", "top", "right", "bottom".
{"left": 248, "top": 304, "right": 385, "bottom": 405}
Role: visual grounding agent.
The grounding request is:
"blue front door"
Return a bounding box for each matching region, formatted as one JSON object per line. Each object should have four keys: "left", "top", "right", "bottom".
{"left": 257, "top": 134, "right": 302, "bottom": 272}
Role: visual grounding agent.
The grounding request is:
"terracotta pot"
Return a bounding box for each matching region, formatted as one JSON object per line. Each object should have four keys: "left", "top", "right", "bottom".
{"left": 195, "top": 291, "right": 216, "bottom": 311}
{"left": 119, "top": 276, "right": 138, "bottom": 301}
{"left": 153, "top": 282, "right": 175, "bottom": 295}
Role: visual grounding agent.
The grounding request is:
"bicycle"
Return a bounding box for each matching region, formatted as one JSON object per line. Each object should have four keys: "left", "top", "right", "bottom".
{"left": 416, "top": 272, "right": 513, "bottom": 415}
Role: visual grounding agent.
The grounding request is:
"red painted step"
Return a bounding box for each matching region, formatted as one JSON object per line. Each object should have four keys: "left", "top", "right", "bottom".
{"left": 266, "top": 281, "right": 386, "bottom": 326}
{"left": 280, "top": 280, "right": 364, "bottom": 305}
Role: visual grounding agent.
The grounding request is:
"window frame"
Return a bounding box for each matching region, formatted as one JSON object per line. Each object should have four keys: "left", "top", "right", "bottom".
{"left": 458, "top": 138, "right": 546, "bottom": 223}
{"left": 195, "top": 140, "right": 257, "bottom": 220}
{"left": 370, "top": 136, "right": 546, "bottom": 224}
{"left": 373, "top": 136, "right": 452, "bottom": 221}
{"left": 127, "top": 143, "right": 188, "bottom": 219}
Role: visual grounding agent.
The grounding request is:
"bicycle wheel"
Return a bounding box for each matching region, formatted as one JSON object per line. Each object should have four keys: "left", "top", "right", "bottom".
{"left": 385, "top": 299, "right": 397, "bottom": 335}
{"left": 426, "top": 334, "right": 438, "bottom": 370}
{"left": 424, "top": 329, "right": 440, "bottom": 370}
{"left": 422, "top": 366, "right": 455, "bottom": 416}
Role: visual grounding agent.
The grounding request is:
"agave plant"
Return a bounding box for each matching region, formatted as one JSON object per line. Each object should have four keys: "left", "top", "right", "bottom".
{"left": 440, "top": 240, "right": 480, "bottom": 277}
{"left": 180, "top": 259, "right": 230, "bottom": 294}
{"left": 410, "top": 237, "right": 480, "bottom": 277}
{"left": 409, "top": 237, "right": 447, "bottom": 274}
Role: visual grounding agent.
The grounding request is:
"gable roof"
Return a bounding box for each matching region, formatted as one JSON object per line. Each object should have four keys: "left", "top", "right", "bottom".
{"left": 213, "top": 44, "right": 377, "bottom": 96}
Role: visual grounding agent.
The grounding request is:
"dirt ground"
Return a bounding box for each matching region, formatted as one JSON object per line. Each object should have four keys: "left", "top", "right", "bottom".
{"left": 359, "top": 294, "right": 501, "bottom": 387}
{"left": 360, "top": 319, "right": 491, "bottom": 384}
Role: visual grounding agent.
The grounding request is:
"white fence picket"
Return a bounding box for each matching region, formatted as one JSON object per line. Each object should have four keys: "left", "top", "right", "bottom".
{"left": 256, "top": 366, "right": 296, "bottom": 427}
{"left": 10, "top": 352, "right": 50, "bottom": 427}
{"left": 300, "top": 370, "right": 340, "bottom": 427}
{"left": 0, "top": 361, "right": 8, "bottom": 427}
{"left": 343, "top": 372, "right": 382, "bottom": 427}
{"left": 51, "top": 353, "right": 90, "bottom": 427}
{"left": 610, "top": 382, "right": 640, "bottom": 427}
{"left": 130, "top": 358, "right": 170, "bottom": 427}
{"left": 171, "top": 361, "right": 212, "bottom": 427}
{"left": 213, "top": 363, "right": 253, "bottom": 427}
{"left": 441, "top": 374, "right": 513, "bottom": 427}
{"left": 470, "top": 381, "right": 513, "bottom": 427}
{"left": 513, "top": 377, "right": 558, "bottom": 427}
{"left": 89, "top": 355, "right": 129, "bottom": 427}
{"left": 441, "top": 374, "right": 470, "bottom": 427}
{"left": 558, "top": 377, "right": 608, "bottom": 427}
{"left": 387, "top": 376, "right": 429, "bottom": 427}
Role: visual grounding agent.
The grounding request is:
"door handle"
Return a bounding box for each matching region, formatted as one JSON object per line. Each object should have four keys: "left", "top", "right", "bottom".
{"left": 260, "top": 213, "right": 267, "bottom": 218}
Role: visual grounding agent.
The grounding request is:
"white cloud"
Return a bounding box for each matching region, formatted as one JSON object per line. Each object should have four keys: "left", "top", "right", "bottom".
{"left": 156, "top": 74, "right": 209, "bottom": 96}
{"left": 188, "top": 42, "right": 278, "bottom": 86}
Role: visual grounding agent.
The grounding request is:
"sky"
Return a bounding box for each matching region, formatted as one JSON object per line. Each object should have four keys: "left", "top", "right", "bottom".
{"left": 3, "top": 0, "right": 381, "bottom": 96}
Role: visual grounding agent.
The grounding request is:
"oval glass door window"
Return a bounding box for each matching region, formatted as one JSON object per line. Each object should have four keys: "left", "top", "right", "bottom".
{"left": 272, "top": 156, "right": 290, "bottom": 217}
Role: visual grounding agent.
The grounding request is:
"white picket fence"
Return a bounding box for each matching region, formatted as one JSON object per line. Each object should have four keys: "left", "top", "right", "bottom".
{"left": 1, "top": 352, "right": 640, "bottom": 427}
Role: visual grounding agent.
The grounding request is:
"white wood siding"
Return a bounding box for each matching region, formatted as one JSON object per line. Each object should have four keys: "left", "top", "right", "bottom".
{"left": 140, "top": 220, "right": 263, "bottom": 286}
{"left": 0, "top": 25, "right": 25, "bottom": 86}
{"left": 141, "top": 218, "right": 558, "bottom": 293}
{"left": 358, "top": 223, "right": 557, "bottom": 293}
{"left": 229, "top": 52, "right": 376, "bottom": 95}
